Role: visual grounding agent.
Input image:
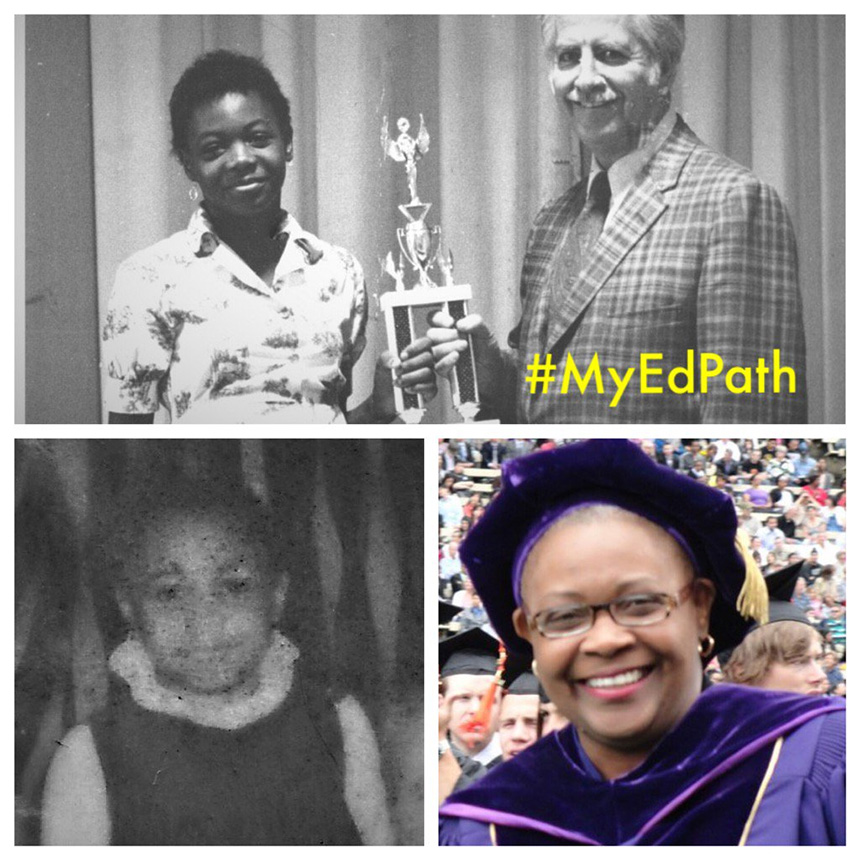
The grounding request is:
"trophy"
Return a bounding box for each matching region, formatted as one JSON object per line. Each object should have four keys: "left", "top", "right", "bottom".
{"left": 380, "top": 114, "right": 480, "bottom": 423}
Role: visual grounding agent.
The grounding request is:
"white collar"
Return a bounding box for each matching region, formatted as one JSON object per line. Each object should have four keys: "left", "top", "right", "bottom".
{"left": 471, "top": 734, "right": 503, "bottom": 765}
{"left": 590, "top": 108, "right": 677, "bottom": 217}
{"left": 109, "top": 632, "right": 299, "bottom": 730}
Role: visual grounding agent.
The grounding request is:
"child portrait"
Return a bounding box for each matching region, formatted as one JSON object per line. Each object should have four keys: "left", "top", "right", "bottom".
{"left": 15, "top": 439, "right": 422, "bottom": 845}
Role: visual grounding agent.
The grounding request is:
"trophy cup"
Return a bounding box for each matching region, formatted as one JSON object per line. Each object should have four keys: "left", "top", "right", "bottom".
{"left": 380, "top": 114, "right": 480, "bottom": 423}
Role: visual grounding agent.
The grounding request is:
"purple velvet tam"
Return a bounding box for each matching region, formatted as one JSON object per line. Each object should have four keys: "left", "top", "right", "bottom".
{"left": 459, "top": 439, "right": 752, "bottom": 657}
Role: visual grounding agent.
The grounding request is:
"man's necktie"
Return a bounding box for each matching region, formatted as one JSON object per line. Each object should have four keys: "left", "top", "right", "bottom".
{"left": 550, "top": 170, "right": 611, "bottom": 311}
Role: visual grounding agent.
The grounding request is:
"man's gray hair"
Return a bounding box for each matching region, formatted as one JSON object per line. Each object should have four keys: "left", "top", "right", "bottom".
{"left": 541, "top": 16, "right": 686, "bottom": 84}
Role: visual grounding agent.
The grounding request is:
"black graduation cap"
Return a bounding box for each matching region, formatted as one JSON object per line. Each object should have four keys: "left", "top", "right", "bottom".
{"left": 439, "top": 599, "right": 460, "bottom": 626}
{"left": 717, "top": 562, "right": 812, "bottom": 667}
{"left": 503, "top": 668, "right": 551, "bottom": 703}
{"left": 505, "top": 671, "right": 540, "bottom": 696}
{"left": 439, "top": 627, "right": 502, "bottom": 678}
{"left": 762, "top": 561, "right": 810, "bottom": 625}
{"left": 439, "top": 627, "right": 531, "bottom": 680}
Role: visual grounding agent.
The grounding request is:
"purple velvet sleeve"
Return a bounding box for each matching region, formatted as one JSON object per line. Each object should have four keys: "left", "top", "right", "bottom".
{"left": 439, "top": 816, "right": 493, "bottom": 846}
{"left": 745, "top": 710, "right": 845, "bottom": 845}
{"left": 815, "top": 756, "right": 847, "bottom": 845}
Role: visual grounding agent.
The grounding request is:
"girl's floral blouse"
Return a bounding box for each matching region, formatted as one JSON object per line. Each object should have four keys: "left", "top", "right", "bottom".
{"left": 102, "top": 208, "right": 367, "bottom": 423}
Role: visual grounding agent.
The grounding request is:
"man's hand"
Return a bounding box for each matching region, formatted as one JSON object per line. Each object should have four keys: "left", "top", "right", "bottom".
{"left": 439, "top": 692, "right": 452, "bottom": 742}
{"left": 427, "top": 311, "right": 510, "bottom": 403}
{"left": 438, "top": 692, "right": 461, "bottom": 804}
{"left": 425, "top": 311, "right": 520, "bottom": 420}
{"left": 366, "top": 310, "right": 513, "bottom": 421}
{"left": 426, "top": 311, "right": 490, "bottom": 375}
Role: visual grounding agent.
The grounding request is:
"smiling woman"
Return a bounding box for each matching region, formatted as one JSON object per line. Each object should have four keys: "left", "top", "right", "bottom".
{"left": 101, "top": 50, "right": 434, "bottom": 424}
{"left": 439, "top": 440, "right": 845, "bottom": 845}
{"left": 514, "top": 505, "right": 714, "bottom": 780}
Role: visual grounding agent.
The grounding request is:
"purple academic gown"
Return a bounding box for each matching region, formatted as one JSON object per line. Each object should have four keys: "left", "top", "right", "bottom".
{"left": 439, "top": 685, "right": 845, "bottom": 845}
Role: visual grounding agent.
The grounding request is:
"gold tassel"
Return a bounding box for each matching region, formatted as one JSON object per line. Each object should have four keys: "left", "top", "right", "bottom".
{"left": 734, "top": 531, "right": 769, "bottom": 624}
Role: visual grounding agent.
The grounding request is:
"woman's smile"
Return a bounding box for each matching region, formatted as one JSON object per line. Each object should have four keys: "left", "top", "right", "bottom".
{"left": 230, "top": 177, "right": 266, "bottom": 190}
{"left": 576, "top": 665, "right": 653, "bottom": 698}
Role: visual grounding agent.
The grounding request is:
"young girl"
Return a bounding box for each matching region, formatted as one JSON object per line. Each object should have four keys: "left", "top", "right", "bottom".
{"left": 41, "top": 481, "right": 390, "bottom": 845}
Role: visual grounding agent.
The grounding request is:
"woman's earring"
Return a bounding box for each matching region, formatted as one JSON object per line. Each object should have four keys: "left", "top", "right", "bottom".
{"left": 188, "top": 184, "right": 199, "bottom": 202}
{"left": 531, "top": 659, "right": 540, "bottom": 677}
{"left": 697, "top": 634, "right": 716, "bottom": 659}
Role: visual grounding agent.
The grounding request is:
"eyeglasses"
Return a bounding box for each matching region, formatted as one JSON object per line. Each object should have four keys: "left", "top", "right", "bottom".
{"left": 530, "top": 583, "right": 694, "bottom": 639}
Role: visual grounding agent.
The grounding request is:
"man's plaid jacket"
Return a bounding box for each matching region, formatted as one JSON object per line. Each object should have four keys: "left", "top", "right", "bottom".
{"left": 511, "top": 116, "right": 807, "bottom": 423}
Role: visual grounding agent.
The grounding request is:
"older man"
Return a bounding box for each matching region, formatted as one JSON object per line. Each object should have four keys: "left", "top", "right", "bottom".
{"left": 432, "top": 15, "right": 806, "bottom": 423}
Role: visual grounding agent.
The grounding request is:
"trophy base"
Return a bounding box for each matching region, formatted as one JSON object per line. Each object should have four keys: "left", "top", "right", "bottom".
{"left": 455, "top": 401, "right": 481, "bottom": 423}
{"left": 381, "top": 283, "right": 481, "bottom": 421}
{"left": 399, "top": 407, "right": 426, "bottom": 425}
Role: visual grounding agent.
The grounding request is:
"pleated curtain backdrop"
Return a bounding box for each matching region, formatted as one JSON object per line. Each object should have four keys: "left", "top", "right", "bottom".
{"left": 89, "top": 15, "right": 844, "bottom": 421}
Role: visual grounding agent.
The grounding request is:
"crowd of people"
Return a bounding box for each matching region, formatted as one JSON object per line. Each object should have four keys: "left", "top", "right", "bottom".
{"left": 438, "top": 438, "right": 847, "bottom": 839}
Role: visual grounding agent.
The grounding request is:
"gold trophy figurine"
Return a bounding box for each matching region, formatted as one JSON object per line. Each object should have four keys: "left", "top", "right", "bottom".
{"left": 380, "top": 114, "right": 480, "bottom": 423}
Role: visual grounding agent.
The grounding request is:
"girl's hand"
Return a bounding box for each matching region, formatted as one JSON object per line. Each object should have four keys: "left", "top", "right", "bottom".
{"left": 371, "top": 338, "right": 437, "bottom": 422}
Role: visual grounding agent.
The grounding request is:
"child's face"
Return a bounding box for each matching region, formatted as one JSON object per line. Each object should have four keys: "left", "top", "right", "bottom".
{"left": 125, "top": 512, "right": 284, "bottom": 696}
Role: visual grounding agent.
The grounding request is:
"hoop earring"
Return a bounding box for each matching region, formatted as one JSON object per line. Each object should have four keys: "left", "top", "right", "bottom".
{"left": 698, "top": 634, "right": 715, "bottom": 659}
{"left": 188, "top": 184, "right": 199, "bottom": 202}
